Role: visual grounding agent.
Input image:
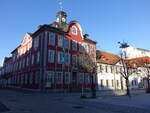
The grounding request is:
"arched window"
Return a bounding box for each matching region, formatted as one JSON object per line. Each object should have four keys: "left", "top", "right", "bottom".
{"left": 72, "top": 26, "right": 77, "bottom": 35}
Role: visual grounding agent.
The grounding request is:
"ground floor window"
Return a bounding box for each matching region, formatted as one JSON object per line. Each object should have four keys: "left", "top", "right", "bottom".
{"left": 35, "top": 71, "right": 39, "bottom": 84}
{"left": 116, "top": 80, "right": 119, "bottom": 88}
{"left": 25, "top": 74, "right": 28, "bottom": 84}
{"left": 78, "top": 73, "right": 84, "bottom": 84}
{"left": 46, "top": 71, "right": 54, "bottom": 85}
{"left": 21, "top": 74, "right": 24, "bottom": 85}
{"left": 85, "top": 73, "right": 90, "bottom": 84}
{"left": 112, "top": 80, "right": 114, "bottom": 87}
{"left": 64, "top": 72, "right": 71, "bottom": 84}
{"left": 106, "top": 80, "right": 109, "bottom": 87}
{"left": 29, "top": 72, "right": 33, "bottom": 85}
{"left": 100, "top": 79, "right": 104, "bottom": 88}
{"left": 55, "top": 72, "right": 63, "bottom": 84}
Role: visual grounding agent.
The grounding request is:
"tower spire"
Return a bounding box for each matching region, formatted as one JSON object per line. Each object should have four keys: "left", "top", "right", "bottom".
{"left": 58, "top": 0, "right": 63, "bottom": 11}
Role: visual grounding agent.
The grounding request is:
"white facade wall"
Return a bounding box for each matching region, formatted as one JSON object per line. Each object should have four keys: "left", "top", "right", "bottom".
{"left": 97, "top": 62, "right": 145, "bottom": 91}
{"left": 122, "top": 46, "right": 150, "bottom": 59}
{"left": 97, "top": 63, "right": 123, "bottom": 90}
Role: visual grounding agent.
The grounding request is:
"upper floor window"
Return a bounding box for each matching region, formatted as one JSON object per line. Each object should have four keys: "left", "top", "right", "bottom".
{"left": 19, "top": 60, "right": 22, "bottom": 69}
{"left": 57, "top": 51, "right": 65, "bottom": 64}
{"left": 72, "top": 54, "right": 77, "bottom": 66}
{"left": 110, "top": 66, "right": 113, "bottom": 73}
{"left": 31, "top": 54, "right": 34, "bottom": 65}
{"left": 34, "top": 37, "right": 39, "bottom": 49}
{"left": 26, "top": 56, "right": 29, "bottom": 66}
{"left": 48, "top": 50, "right": 55, "bottom": 63}
{"left": 64, "top": 53, "right": 70, "bottom": 65}
{"left": 63, "top": 37, "right": 70, "bottom": 49}
{"left": 22, "top": 59, "right": 25, "bottom": 68}
{"left": 72, "top": 26, "right": 77, "bottom": 35}
{"left": 36, "top": 52, "right": 40, "bottom": 64}
{"left": 58, "top": 35, "right": 63, "bottom": 47}
{"left": 49, "top": 32, "right": 55, "bottom": 46}
{"left": 72, "top": 40, "right": 77, "bottom": 51}
{"left": 84, "top": 43, "right": 89, "bottom": 53}
{"left": 105, "top": 66, "right": 108, "bottom": 73}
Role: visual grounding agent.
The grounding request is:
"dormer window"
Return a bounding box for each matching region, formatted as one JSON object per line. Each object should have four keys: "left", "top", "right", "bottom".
{"left": 72, "top": 26, "right": 77, "bottom": 35}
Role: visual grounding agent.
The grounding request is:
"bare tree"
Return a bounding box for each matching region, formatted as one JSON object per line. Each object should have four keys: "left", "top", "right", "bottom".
{"left": 118, "top": 41, "right": 136, "bottom": 96}
{"left": 119, "top": 54, "right": 136, "bottom": 96}
{"left": 78, "top": 54, "right": 98, "bottom": 98}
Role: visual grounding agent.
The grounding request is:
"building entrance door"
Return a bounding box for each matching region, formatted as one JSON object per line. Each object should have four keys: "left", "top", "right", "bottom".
{"left": 72, "top": 72, "right": 77, "bottom": 89}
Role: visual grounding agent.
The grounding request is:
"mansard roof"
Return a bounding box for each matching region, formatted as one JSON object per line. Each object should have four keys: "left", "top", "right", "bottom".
{"left": 34, "top": 21, "right": 96, "bottom": 43}
{"left": 96, "top": 50, "right": 120, "bottom": 65}
{"left": 125, "top": 56, "right": 150, "bottom": 68}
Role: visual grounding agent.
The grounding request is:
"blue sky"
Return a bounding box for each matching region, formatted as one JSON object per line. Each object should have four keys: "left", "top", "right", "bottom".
{"left": 0, "top": 0, "right": 150, "bottom": 66}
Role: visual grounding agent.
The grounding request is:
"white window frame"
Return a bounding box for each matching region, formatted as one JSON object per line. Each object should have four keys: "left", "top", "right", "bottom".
{"left": 72, "top": 26, "right": 77, "bottom": 35}
{"left": 49, "top": 32, "right": 55, "bottom": 46}
{"left": 29, "top": 72, "right": 33, "bottom": 85}
{"left": 37, "top": 52, "right": 40, "bottom": 64}
{"left": 26, "top": 56, "right": 29, "bottom": 66}
{"left": 34, "top": 37, "right": 39, "bottom": 49}
{"left": 25, "top": 74, "right": 28, "bottom": 84}
{"left": 64, "top": 72, "right": 71, "bottom": 84}
{"left": 78, "top": 73, "right": 84, "bottom": 84}
{"left": 57, "top": 51, "right": 65, "bottom": 64}
{"left": 31, "top": 54, "right": 34, "bottom": 65}
{"left": 35, "top": 71, "right": 39, "bottom": 84}
{"left": 55, "top": 72, "right": 63, "bottom": 84}
{"left": 72, "top": 54, "right": 77, "bottom": 66}
{"left": 48, "top": 50, "right": 55, "bottom": 63}
{"left": 72, "top": 40, "right": 77, "bottom": 51}
{"left": 63, "top": 37, "right": 69, "bottom": 49}
{"left": 46, "top": 71, "right": 54, "bottom": 84}
{"left": 64, "top": 53, "right": 70, "bottom": 65}
{"left": 58, "top": 35, "right": 63, "bottom": 47}
{"left": 85, "top": 73, "right": 90, "bottom": 84}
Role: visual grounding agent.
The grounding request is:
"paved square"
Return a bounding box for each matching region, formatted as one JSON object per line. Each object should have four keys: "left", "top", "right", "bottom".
{"left": 0, "top": 89, "right": 150, "bottom": 113}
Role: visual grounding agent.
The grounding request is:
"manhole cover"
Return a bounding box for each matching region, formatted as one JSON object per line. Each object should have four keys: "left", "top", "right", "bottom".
{"left": 0, "top": 103, "right": 9, "bottom": 112}
{"left": 72, "top": 106, "right": 84, "bottom": 109}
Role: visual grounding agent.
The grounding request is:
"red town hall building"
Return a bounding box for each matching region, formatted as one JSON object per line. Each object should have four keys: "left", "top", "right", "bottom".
{"left": 0, "top": 11, "right": 97, "bottom": 91}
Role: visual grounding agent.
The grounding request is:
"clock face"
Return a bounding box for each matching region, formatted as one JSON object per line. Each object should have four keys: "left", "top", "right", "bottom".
{"left": 56, "top": 18, "right": 59, "bottom": 22}
{"left": 62, "top": 17, "right": 66, "bottom": 22}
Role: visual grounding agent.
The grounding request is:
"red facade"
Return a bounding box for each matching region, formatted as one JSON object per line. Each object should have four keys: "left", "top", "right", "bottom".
{"left": 0, "top": 11, "right": 97, "bottom": 91}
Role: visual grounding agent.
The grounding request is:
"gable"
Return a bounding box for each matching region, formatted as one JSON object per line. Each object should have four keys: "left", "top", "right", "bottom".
{"left": 66, "top": 21, "right": 84, "bottom": 42}
{"left": 21, "top": 33, "right": 32, "bottom": 46}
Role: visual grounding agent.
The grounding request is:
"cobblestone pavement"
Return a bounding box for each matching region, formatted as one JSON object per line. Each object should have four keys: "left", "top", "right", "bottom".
{"left": 0, "top": 89, "right": 150, "bottom": 113}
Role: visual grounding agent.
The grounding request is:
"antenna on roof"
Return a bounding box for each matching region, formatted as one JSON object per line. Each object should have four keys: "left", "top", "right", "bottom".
{"left": 58, "top": 0, "right": 63, "bottom": 11}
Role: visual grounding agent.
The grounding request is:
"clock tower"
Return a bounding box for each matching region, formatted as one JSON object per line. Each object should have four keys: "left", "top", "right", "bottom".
{"left": 56, "top": 11, "right": 67, "bottom": 24}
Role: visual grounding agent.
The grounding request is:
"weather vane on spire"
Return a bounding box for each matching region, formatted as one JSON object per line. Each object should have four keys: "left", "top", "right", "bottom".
{"left": 58, "top": 0, "right": 63, "bottom": 11}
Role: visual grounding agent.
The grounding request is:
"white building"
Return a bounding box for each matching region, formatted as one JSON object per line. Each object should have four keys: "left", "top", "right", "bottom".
{"left": 96, "top": 50, "right": 145, "bottom": 91}
{"left": 122, "top": 46, "right": 150, "bottom": 59}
